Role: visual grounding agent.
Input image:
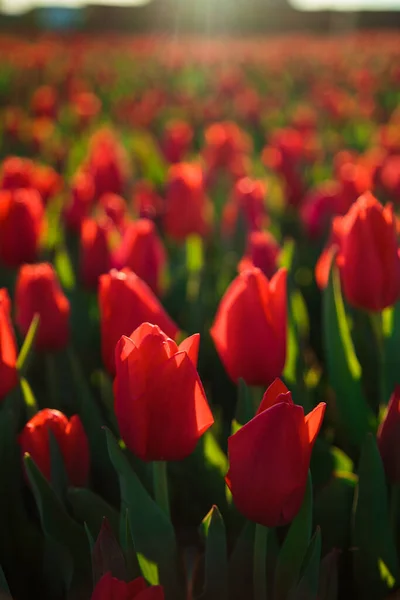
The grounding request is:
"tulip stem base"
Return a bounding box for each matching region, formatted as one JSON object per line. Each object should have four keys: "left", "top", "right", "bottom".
{"left": 254, "top": 524, "right": 268, "bottom": 600}
{"left": 153, "top": 460, "right": 171, "bottom": 520}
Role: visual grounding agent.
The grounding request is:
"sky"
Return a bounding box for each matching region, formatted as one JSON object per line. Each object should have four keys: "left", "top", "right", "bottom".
{"left": 1, "top": 0, "right": 400, "bottom": 12}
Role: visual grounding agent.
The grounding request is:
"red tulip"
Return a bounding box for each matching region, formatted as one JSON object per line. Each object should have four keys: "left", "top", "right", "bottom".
{"left": 80, "top": 217, "right": 112, "bottom": 290}
{"left": 0, "top": 188, "right": 45, "bottom": 268}
{"left": 222, "top": 177, "right": 267, "bottom": 236}
{"left": 315, "top": 192, "right": 400, "bottom": 312}
{"left": 132, "top": 180, "right": 163, "bottom": 220}
{"left": 99, "top": 193, "right": 127, "bottom": 229}
{"left": 211, "top": 268, "right": 287, "bottom": 386}
{"left": 226, "top": 379, "right": 325, "bottom": 527}
{"left": 19, "top": 409, "right": 89, "bottom": 487}
{"left": 162, "top": 120, "right": 193, "bottom": 164}
{"left": 1, "top": 156, "right": 33, "bottom": 190}
{"left": 238, "top": 231, "right": 280, "bottom": 280}
{"left": 112, "top": 219, "right": 166, "bottom": 296}
{"left": 92, "top": 572, "right": 164, "bottom": 600}
{"left": 99, "top": 269, "right": 179, "bottom": 374}
{"left": 87, "top": 129, "right": 128, "bottom": 198}
{"left": 31, "top": 85, "right": 58, "bottom": 119}
{"left": 15, "top": 263, "right": 70, "bottom": 351}
{"left": 31, "top": 164, "right": 61, "bottom": 205}
{"left": 114, "top": 323, "right": 214, "bottom": 461}
{"left": 64, "top": 171, "right": 95, "bottom": 233}
{"left": 164, "top": 163, "right": 212, "bottom": 241}
{"left": 378, "top": 386, "right": 400, "bottom": 484}
{"left": 0, "top": 289, "right": 18, "bottom": 400}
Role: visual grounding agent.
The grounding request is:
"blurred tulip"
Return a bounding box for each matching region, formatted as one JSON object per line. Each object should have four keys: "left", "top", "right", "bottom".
{"left": 378, "top": 386, "right": 400, "bottom": 484}
{"left": 226, "top": 378, "right": 325, "bottom": 527}
{"left": 238, "top": 230, "right": 279, "bottom": 279}
{"left": 1, "top": 156, "right": 33, "bottom": 190}
{"left": 19, "top": 409, "right": 89, "bottom": 487}
{"left": 162, "top": 120, "right": 193, "bottom": 164}
{"left": 80, "top": 217, "right": 112, "bottom": 290}
{"left": 0, "top": 289, "right": 18, "bottom": 400}
{"left": 91, "top": 572, "right": 164, "bottom": 600}
{"left": 211, "top": 267, "right": 287, "bottom": 386}
{"left": 64, "top": 171, "right": 95, "bottom": 232}
{"left": 15, "top": 263, "right": 70, "bottom": 351}
{"left": 0, "top": 188, "right": 45, "bottom": 268}
{"left": 31, "top": 85, "right": 58, "bottom": 119}
{"left": 316, "top": 192, "right": 400, "bottom": 312}
{"left": 99, "top": 193, "right": 127, "bottom": 229}
{"left": 99, "top": 268, "right": 179, "bottom": 374}
{"left": 115, "top": 323, "right": 214, "bottom": 461}
{"left": 87, "top": 129, "right": 128, "bottom": 198}
{"left": 112, "top": 219, "right": 166, "bottom": 295}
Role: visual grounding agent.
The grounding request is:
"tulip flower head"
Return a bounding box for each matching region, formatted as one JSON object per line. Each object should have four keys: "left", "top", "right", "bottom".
{"left": 378, "top": 386, "right": 400, "bottom": 484}
{"left": 91, "top": 572, "right": 164, "bottom": 600}
{"left": 226, "top": 379, "right": 326, "bottom": 527}
{"left": 0, "top": 289, "right": 18, "bottom": 400}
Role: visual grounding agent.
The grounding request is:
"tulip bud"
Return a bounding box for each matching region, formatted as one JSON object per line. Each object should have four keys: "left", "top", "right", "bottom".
{"left": 226, "top": 379, "right": 325, "bottom": 527}
{"left": 211, "top": 267, "right": 287, "bottom": 387}
{"left": 15, "top": 263, "right": 70, "bottom": 351}
{"left": 99, "top": 269, "right": 179, "bottom": 374}
{"left": 64, "top": 171, "right": 95, "bottom": 233}
{"left": 112, "top": 219, "right": 166, "bottom": 296}
{"left": 91, "top": 572, "right": 164, "bottom": 600}
{"left": 0, "top": 289, "right": 18, "bottom": 400}
{"left": 162, "top": 120, "right": 193, "bottom": 164}
{"left": 378, "top": 387, "right": 400, "bottom": 484}
{"left": 80, "top": 217, "right": 112, "bottom": 290}
{"left": 238, "top": 231, "right": 280, "bottom": 280}
{"left": 19, "top": 409, "right": 89, "bottom": 487}
{"left": 231, "top": 177, "right": 267, "bottom": 232}
{"left": 115, "top": 323, "right": 214, "bottom": 461}
{"left": 1, "top": 156, "right": 34, "bottom": 190}
{"left": 0, "top": 188, "right": 45, "bottom": 268}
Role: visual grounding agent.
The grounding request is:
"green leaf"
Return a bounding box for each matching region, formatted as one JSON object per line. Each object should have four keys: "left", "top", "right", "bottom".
{"left": 322, "top": 258, "right": 374, "bottom": 447}
{"left": 43, "top": 537, "right": 74, "bottom": 599}
{"left": 16, "top": 314, "right": 39, "bottom": 375}
{"left": 234, "top": 379, "right": 254, "bottom": 430}
{"left": 291, "top": 528, "right": 321, "bottom": 600}
{"left": 383, "top": 302, "right": 400, "bottom": 402}
{"left": 199, "top": 505, "right": 228, "bottom": 600}
{"left": 23, "top": 454, "right": 89, "bottom": 574}
{"left": 0, "top": 565, "right": 11, "bottom": 597}
{"left": 54, "top": 245, "right": 76, "bottom": 290}
{"left": 203, "top": 430, "right": 228, "bottom": 476}
{"left": 228, "top": 521, "right": 255, "bottom": 600}
{"left": 92, "top": 518, "right": 127, "bottom": 585}
{"left": 352, "top": 434, "right": 399, "bottom": 598}
{"left": 120, "top": 509, "right": 141, "bottom": 581}
{"left": 317, "top": 551, "right": 339, "bottom": 600}
{"left": 105, "top": 429, "right": 182, "bottom": 600}
{"left": 68, "top": 488, "right": 120, "bottom": 539}
{"left": 274, "top": 472, "right": 313, "bottom": 600}
{"left": 19, "top": 377, "right": 38, "bottom": 419}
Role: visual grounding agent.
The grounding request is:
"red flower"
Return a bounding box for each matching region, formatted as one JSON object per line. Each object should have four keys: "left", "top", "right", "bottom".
{"left": 86, "top": 129, "right": 128, "bottom": 198}
{"left": 1, "top": 156, "right": 34, "bottom": 190}
{"left": 64, "top": 171, "right": 95, "bottom": 233}
{"left": 19, "top": 409, "right": 89, "bottom": 487}
{"left": 0, "top": 289, "right": 18, "bottom": 400}
{"left": 315, "top": 192, "right": 400, "bottom": 312}
{"left": 0, "top": 188, "right": 45, "bottom": 268}
{"left": 114, "top": 323, "right": 214, "bottom": 461}
{"left": 238, "top": 231, "right": 280, "bottom": 280}
{"left": 80, "top": 217, "right": 112, "bottom": 290}
{"left": 132, "top": 180, "right": 163, "bottom": 220}
{"left": 378, "top": 386, "right": 400, "bottom": 484}
{"left": 211, "top": 268, "right": 287, "bottom": 387}
{"left": 112, "top": 219, "right": 166, "bottom": 296}
{"left": 92, "top": 572, "right": 164, "bottom": 600}
{"left": 162, "top": 120, "right": 193, "bottom": 164}
{"left": 164, "top": 163, "right": 212, "bottom": 241}
{"left": 223, "top": 177, "right": 267, "bottom": 236}
{"left": 31, "top": 85, "right": 58, "bottom": 119}
{"left": 226, "top": 379, "right": 325, "bottom": 527}
{"left": 99, "top": 269, "right": 179, "bottom": 374}
{"left": 99, "top": 193, "right": 127, "bottom": 230}
{"left": 15, "top": 263, "right": 70, "bottom": 351}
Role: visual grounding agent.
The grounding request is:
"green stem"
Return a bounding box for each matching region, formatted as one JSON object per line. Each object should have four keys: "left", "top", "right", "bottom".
{"left": 253, "top": 524, "right": 268, "bottom": 600}
{"left": 153, "top": 461, "right": 171, "bottom": 519}
{"left": 369, "top": 311, "right": 387, "bottom": 406}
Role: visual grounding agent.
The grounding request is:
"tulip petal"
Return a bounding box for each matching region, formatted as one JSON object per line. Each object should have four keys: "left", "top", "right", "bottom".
{"left": 65, "top": 415, "right": 90, "bottom": 487}
{"left": 304, "top": 402, "right": 326, "bottom": 447}
{"left": 178, "top": 333, "right": 200, "bottom": 367}
{"left": 256, "top": 378, "right": 291, "bottom": 415}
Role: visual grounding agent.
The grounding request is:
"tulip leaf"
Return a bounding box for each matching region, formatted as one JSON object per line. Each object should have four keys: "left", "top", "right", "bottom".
{"left": 290, "top": 528, "right": 321, "bottom": 600}
{"left": 317, "top": 551, "right": 339, "bottom": 600}
{"left": 0, "top": 565, "right": 11, "bottom": 597}
{"left": 92, "top": 518, "right": 127, "bottom": 585}
{"left": 19, "top": 377, "right": 38, "bottom": 419}
{"left": 16, "top": 313, "right": 40, "bottom": 375}
{"left": 322, "top": 258, "right": 374, "bottom": 447}
{"left": 352, "top": 434, "right": 399, "bottom": 598}
{"left": 105, "top": 429, "right": 182, "bottom": 600}
{"left": 68, "top": 488, "right": 120, "bottom": 539}
{"left": 383, "top": 301, "right": 400, "bottom": 402}
{"left": 203, "top": 430, "right": 228, "bottom": 476}
{"left": 234, "top": 379, "right": 254, "bottom": 430}
{"left": 43, "top": 537, "right": 74, "bottom": 599}
{"left": 120, "top": 509, "right": 142, "bottom": 581}
{"left": 229, "top": 521, "right": 255, "bottom": 600}
{"left": 199, "top": 505, "right": 228, "bottom": 600}
{"left": 274, "top": 472, "right": 312, "bottom": 600}
{"left": 23, "top": 454, "right": 89, "bottom": 574}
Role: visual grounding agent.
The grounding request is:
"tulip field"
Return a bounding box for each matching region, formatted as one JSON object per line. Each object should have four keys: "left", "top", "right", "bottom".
{"left": 1, "top": 30, "right": 400, "bottom": 599}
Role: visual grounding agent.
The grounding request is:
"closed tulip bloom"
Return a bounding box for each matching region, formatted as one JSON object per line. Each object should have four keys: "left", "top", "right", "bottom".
{"left": 64, "top": 171, "right": 95, "bottom": 233}
{"left": 232, "top": 177, "right": 267, "bottom": 232}
{"left": 316, "top": 192, "right": 400, "bottom": 312}
{"left": 80, "top": 217, "right": 112, "bottom": 290}
{"left": 19, "top": 409, "right": 89, "bottom": 487}
{"left": 162, "top": 119, "right": 193, "bottom": 164}
{"left": 226, "top": 379, "right": 326, "bottom": 527}
{"left": 0, "top": 188, "right": 45, "bottom": 268}
{"left": 211, "top": 267, "right": 287, "bottom": 387}
{"left": 0, "top": 289, "right": 18, "bottom": 400}
{"left": 238, "top": 231, "right": 280, "bottom": 279}
{"left": 115, "top": 323, "right": 214, "bottom": 461}
{"left": 92, "top": 572, "right": 164, "bottom": 600}
{"left": 378, "top": 387, "right": 400, "bottom": 483}
{"left": 1, "top": 156, "right": 34, "bottom": 190}
{"left": 99, "top": 269, "right": 179, "bottom": 374}
{"left": 15, "top": 263, "right": 70, "bottom": 351}
{"left": 112, "top": 219, "right": 166, "bottom": 296}
{"left": 99, "top": 193, "right": 127, "bottom": 229}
